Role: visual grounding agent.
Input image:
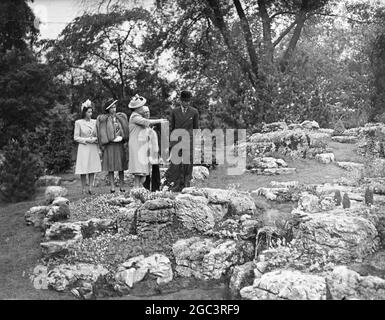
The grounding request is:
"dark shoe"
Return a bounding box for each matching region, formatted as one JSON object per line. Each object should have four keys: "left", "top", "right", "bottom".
{"left": 119, "top": 188, "right": 126, "bottom": 193}
{"left": 110, "top": 190, "right": 115, "bottom": 194}
{"left": 88, "top": 190, "right": 93, "bottom": 195}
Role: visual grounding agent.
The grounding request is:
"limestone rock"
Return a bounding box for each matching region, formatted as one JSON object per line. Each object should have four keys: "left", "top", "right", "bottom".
{"left": 336, "top": 161, "right": 364, "bottom": 171}
{"left": 115, "top": 254, "right": 173, "bottom": 287}
{"left": 173, "top": 237, "right": 254, "bottom": 280}
{"left": 270, "top": 181, "right": 299, "bottom": 188}
{"left": 301, "top": 120, "right": 320, "bottom": 130}
{"left": 331, "top": 136, "right": 358, "bottom": 144}
{"left": 296, "top": 211, "right": 379, "bottom": 263}
{"left": 52, "top": 197, "right": 70, "bottom": 206}
{"left": 181, "top": 187, "right": 257, "bottom": 217}
{"left": 45, "top": 205, "right": 70, "bottom": 224}
{"left": 229, "top": 261, "right": 255, "bottom": 297}
{"left": 253, "top": 187, "right": 296, "bottom": 202}
{"left": 297, "top": 192, "right": 321, "bottom": 213}
{"left": 192, "top": 166, "right": 210, "bottom": 181}
{"left": 36, "top": 175, "right": 62, "bottom": 187}
{"left": 240, "top": 269, "right": 326, "bottom": 300}
{"left": 40, "top": 239, "right": 78, "bottom": 256}
{"left": 45, "top": 186, "right": 68, "bottom": 204}
{"left": 175, "top": 194, "right": 217, "bottom": 232}
{"left": 315, "top": 153, "right": 335, "bottom": 164}
{"left": 47, "top": 263, "right": 109, "bottom": 292}
{"left": 25, "top": 206, "right": 50, "bottom": 228}
{"left": 262, "top": 122, "right": 288, "bottom": 133}
{"left": 327, "top": 266, "right": 385, "bottom": 300}
{"left": 44, "top": 222, "right": 83, "bottom": 242}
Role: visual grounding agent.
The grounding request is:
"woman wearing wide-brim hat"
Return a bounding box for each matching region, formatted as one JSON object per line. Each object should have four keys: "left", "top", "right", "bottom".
{"left": 96, "top": 99, "right": 129, "bottom": 193}
{"left": 128, "top": 94, "right": 168, "bottom": 188}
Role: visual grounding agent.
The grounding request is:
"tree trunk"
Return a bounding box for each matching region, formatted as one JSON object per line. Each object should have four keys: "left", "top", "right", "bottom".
{"left": 205, "top": 0, "right": 258, "bottom": 88}
{"left": 257, "top": 0, "right": 274, "bottom": 65}
{"left": 369, "top": 33, "right": 385, "bottom": 121}
{"left": 280, "top": 10, "right": 307, "bottom": 72}
{"left": 232, "top": 0, "right": 259, "bottom": 76}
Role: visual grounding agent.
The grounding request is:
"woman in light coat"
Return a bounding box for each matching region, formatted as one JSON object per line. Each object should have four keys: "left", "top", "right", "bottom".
{"left": 128, "top": 95, "right": 167, "bottom": 188}
{"left": 74, "top": 99, "right": 102, "bottom": 195}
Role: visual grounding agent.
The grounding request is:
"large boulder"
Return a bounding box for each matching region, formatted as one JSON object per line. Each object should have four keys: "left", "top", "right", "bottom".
{"left": 45, "top": 186, "right": 68, "bottom": 204}
{"left": 173, "top": 237, "right": 254, "bottom": 280}
{"left": 315, "top": 153, "right": 335, "bottom": 164}
{"left": 240, "top": 269, "right": 326, "bottom": 300}
{"left": 192, "top": 166, "right": 210, "bottom": 181}
{"left": 174, "top": 194, "right": 223, "bottom": 232}
{"left": 262, "top": 122, "right": 288, "bottom": 133}
{"left": 182, "top": 187, "right": 257, "bottom": 217}
{"left": 46, "top": 263, "right": 109, "bottom": 292}
{"left": 295, "top": 211, "right": 379, "bottom": 263}
{"left": 331, "top": 136, "right": 358, "bottom": 144}
{"left": 229, "top": 261, "right": 255, "bottom": 297}
{"left": 301, "top": 120, "right": 320, "bottom": 130}
{"left": 115, "top": 253, "right": 173, "bottom": 288}
{"left": 336, "top": 162, "right": 364, "bottom": 171}
{"left": 25, "top": 206, "right": 50, "bottom": 228}
{"left": 326, "top": 266, "right": 385, "bottom": 300}
{"left": 36, "top": 175, "right": 62, "bottom": 187}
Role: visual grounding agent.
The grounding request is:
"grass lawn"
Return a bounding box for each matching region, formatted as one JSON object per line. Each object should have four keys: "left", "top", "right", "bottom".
{"left": 0, "top": 139, "right": 361, "bottom": 299}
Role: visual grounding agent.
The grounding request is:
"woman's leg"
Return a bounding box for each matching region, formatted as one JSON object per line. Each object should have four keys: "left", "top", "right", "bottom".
{"left": 80, "top": 174, "right": 87, "bottom": 194}
{"left": 118, "top": 171, "right": 125, "bottom": 191}
{"left": 88, "top": 173, "right": 95, "bottom": 193}
{"left": 108, "top": 171, "right": 115, "bottom": 192}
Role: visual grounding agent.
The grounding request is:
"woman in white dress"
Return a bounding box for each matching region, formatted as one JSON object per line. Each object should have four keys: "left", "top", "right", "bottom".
{"left": 74, "top": 100, "right": 102, "bottom": 194}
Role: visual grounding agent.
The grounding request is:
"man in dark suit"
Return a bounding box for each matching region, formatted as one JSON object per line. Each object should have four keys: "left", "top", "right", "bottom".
{"left": 165, "top": 90, "right": 199, "bottom": 192}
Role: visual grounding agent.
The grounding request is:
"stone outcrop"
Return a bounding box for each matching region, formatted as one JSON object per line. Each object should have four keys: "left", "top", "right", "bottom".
{"left": 114, "top": 254, "right": 173, "bottom": 288}
{"left": 247, "top": 157, "right": 296, "bottom": 175}
{"left": 41, "top": 218, "right": 116, "bottom": 256}
{"left": 45, "top": 186, "right": 68, "bottom": 204}
{"left": 46, "top": 264, "right": 109, "bottom": 292}
{"left": 229, "top": 261, "right": 255, "bottom": 297}
{"left": 36, "top": 175, "right": 62, "bottom": 187}
{"left": 240, "top": 269, "right": 326, "bottom": 300}
{"left": 315, "top": 153, "right": 335, "bottom": 164}
{"left": 295, "top": 211, "right": 379, "bottom": 264}
{"left": 336, "top": 161, "right": 364, "bottom": 171}
{"left": 173, "top": 237, "right": 254, "bottom": 280}
{"left": 182, "top": 187, "right": 257, "bottom": 217}
{"left": 192, "top": 166, "right": 210, "bottom": 182}
{"left": 326, "top": 266, "right": 385, "bottom": 300}
{"left": 331, "top": 136, "right": 358, "bottom": 144}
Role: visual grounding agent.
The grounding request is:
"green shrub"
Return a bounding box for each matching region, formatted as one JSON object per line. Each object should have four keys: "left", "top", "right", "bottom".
{"left": 0, "top": 139, "right": 43, "bottom": 202}
{"left": 41, "top": 104, "right": 75, "bottom": 174}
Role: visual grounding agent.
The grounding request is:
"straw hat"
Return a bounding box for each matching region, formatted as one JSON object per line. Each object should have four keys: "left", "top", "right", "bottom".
{"left": 129, "top": 94, "right": 147, "bottom": 109}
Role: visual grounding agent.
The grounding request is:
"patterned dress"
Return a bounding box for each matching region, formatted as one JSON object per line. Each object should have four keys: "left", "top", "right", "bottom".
{"left": 74, "top": 119, "right": 102, "bottom": 174}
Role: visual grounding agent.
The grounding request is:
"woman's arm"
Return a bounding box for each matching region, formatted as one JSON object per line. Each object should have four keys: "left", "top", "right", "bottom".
{"left": 74, "top": 121, "right": 88, "bottom": 144}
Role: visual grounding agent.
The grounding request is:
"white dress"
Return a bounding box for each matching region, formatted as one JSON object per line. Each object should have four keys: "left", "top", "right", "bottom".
{"left": 74, "top": 119, "right": 102, "bottom": 174}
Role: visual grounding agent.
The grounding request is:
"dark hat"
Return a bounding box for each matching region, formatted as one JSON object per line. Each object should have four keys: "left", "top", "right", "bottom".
{"left": 105, "top": 99, "right": 118, "bottom": 110}
{"left": 180, "top": 90, "right": 192, "bottom": 101}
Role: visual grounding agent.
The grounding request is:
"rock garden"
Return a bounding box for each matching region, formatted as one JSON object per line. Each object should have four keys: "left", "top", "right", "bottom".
{"left": 24, "top": 120, "right": 385, "bottom": 300}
